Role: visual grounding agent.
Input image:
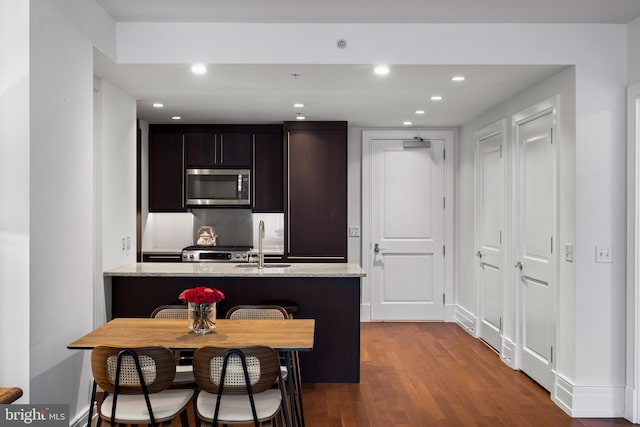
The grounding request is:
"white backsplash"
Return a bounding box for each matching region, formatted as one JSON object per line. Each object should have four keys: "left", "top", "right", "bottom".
{"left": 142, "top": 211, "right": 284, "bottom": 253}
{"left": 252, "top": 213, "right": 285, "bottom": 253}
{"left": 142, "top": 213, "right": 194, "bottom": 249}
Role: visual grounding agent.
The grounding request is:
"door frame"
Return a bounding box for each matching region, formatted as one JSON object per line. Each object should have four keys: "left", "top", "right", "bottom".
{"left": 626, "top": 81, "right": 640, "bottom": 423}
{"left": 474, "top": 119, "right": 507, "bottom": 355}
{"left": 361, "top": 129, "right": 456, "bottom": 322}
{"left": 511, "top": 96, "right": 560, "bottom": 381}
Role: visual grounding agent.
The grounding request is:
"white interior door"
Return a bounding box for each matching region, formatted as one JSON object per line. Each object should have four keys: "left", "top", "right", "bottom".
{"left": 369, "top": 137, "right": 445, "bottom": 320}
{"left": 476, "top": 123, "right": 505, "bottom": 352}
{"left": 515, "top": 108, "right": 556, "bottom": 391}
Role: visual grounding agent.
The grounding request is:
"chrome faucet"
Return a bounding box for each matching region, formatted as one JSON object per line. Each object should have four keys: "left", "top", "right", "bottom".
{"left": 258, "top": 220, "right": 265, "bottom": 269}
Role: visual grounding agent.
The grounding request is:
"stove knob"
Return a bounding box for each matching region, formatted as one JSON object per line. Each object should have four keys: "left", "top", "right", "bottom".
{"left": 189, "top": 254, "right": 194, "bottom": 260}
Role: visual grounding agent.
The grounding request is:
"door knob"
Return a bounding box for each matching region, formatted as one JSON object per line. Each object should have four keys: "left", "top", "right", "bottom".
{"left": 476, "top": 250, "right": 483, "bottom": 258}
{"left": 374, "top": 243, "right": 387, "bottom": 253}
{"left": 515, "top": 261, "right": 523, "bottom": 270}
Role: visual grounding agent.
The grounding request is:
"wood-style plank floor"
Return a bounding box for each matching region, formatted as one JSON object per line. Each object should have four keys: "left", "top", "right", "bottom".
{"left": 168, "top": 322, "right": 632, "bottom": 426}
{"left": 301, "top": 322, "right": 633, "bottom": 427}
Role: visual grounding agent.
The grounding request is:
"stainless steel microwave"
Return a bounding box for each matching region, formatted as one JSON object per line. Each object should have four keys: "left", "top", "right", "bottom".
{"left": 185, "top": 168, "right": 250, "bottom": 206}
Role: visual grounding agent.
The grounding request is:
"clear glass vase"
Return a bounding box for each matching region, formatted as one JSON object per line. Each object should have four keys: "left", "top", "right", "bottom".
{"left": 188, "top": 302, "right": 216, "bottom": 334}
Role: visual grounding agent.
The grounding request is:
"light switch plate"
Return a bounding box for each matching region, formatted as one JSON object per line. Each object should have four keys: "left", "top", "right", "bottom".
{"left": 348, "top": 226, "right": 360, "bottom": 237}
{"left": 565, "top": 243, "right": 574, "bottom": 262}
{"left": 595, "top": 245, "right": 612, "bottom": 263}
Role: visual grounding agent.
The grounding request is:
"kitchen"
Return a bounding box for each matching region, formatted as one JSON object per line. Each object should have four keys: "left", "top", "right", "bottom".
{"left": 106, "top": 120, "right": 363, "bottom": 384}
{"left": 2, "top": 1, "right": 635, "bottom": 424}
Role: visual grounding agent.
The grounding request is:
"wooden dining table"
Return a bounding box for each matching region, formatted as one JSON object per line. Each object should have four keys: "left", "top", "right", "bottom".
{"left": 67, "top": 318, "right": 315, "bottom": 351}
{"left": 68, "top": 318, "right": 315, "bottom": 427}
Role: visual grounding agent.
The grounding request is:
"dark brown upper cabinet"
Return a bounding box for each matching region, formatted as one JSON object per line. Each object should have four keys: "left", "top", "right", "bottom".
{"left": 148, "top": 124, "right": 284, "bottom": 213}
{"left": 148, "top": 129, "right": 186, "bottom": 212}
{"left": 252, "top": 129, "right": 284, "bottom": 213}
{"left": 284, "top": 121, "right": 348, "bottom": 262}
{"left": 184, "top": 128, "right": 252, "bottom": 168}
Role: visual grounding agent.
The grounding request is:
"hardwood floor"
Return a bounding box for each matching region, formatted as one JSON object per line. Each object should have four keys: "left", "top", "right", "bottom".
{"left": 168, "top": 322, "right": 631, "bottom": 426}
{"left": 300, "top": 322, "right": 633, "bottom": 427}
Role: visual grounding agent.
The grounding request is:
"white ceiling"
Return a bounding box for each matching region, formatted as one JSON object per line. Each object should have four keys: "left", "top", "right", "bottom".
{"left": 93, "top": 0, "right": 628, "bottom": 127}
{"left": 94, "top": 0, "right": 640, "bottom": 24}
{"left": 94, "top": 52, "right": 568, "bottom": 127}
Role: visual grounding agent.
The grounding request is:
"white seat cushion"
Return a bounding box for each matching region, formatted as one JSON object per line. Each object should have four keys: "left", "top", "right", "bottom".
{"left": 100, "top": 389, "right": 193, "bottom": 423}
{"left": 196, "top": 389, "right": 281, "bottom": 423}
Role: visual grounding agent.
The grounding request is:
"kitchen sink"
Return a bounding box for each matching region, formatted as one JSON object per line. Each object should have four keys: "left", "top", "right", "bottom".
{"left": 234, "top": 263, "right": 292, "bottom": 269}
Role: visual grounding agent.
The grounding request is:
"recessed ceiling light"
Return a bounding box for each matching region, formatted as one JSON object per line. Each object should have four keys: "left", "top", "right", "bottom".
{"left": 415, "top": 110, "right": 425, "bottom": 115}
{"left": 293, "top": 103, "right": 305, "bottom": 108}
{"left": 451, "top": 76, "right": 466, "bottom": 82}
{"left": 171, "top": 116, "right": 182, "bottom": 120}
{"left": 430, "top": 95, "right": 443, "bottom": 101}
{"left": 152, "top": 103, "right": 164, "bottom": 108}
{"left": 296, "top": 114, "right": 306, "bottom": 120}
{"left": 191, "top": 64, "right": 207, "bottom": 74}
{"left": 374, "top": 65, "right": 390, "bottom": 76}
{"left": 403, "top": 121, "right": 412, "bottom": 126}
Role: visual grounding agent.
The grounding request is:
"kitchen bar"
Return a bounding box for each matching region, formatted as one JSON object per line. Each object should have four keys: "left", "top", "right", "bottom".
{"left": 104, "top": 262, "right": 365, "bottom": 383}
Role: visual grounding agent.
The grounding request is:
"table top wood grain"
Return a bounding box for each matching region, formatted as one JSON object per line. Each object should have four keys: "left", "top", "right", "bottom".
{"left": 67, "top": 318, "right": 315, "bottom": 351}
{"left": 0, "top": 387, "right": 23, "bottom": 404}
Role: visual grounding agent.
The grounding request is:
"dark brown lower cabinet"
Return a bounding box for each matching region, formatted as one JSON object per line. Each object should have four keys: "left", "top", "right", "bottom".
{"left": 108, "top": 275, "right": 361, "bottom": 383}
{"left": 284, "top": 121, "right": 347, "bottom": 262}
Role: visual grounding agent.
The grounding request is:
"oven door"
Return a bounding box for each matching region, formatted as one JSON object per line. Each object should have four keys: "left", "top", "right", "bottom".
{"left": 185, "top": 169, "right": 250, "bottom": 206}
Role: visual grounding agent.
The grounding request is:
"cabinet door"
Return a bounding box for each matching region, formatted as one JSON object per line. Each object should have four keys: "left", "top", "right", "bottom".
{"left": 252, "top": 131, "right": 284, "bottom": 212}
{"left": 149, "top": 131, "right": 185, "bottom": 212}
{"left": 285, "top": 122, "right": 347, "bottom": 261}
{"left": 220, "top": 132, "right": 252, "bottom": 166}
{"left": 184, "top": 132, "right": 216, "bottom": 167}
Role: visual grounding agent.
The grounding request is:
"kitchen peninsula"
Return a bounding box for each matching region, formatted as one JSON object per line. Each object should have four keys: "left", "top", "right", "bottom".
{"left": 104, "top": 262, "right": 365, "bottom": 383}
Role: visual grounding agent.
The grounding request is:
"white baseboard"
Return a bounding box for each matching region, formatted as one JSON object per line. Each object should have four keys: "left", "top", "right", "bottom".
{"left": 500, "top": 336, "right": 516, "bottom": 369}
{"left": 553, "top": 375, "right": 626, "bottom": 418}
{"left": 625, "top": 385, "right": 637, "bottom": 423}
{"left": 453, "top": 304, "right": 477, "bottom": 336}
{"left": 70, "top": 408, "right": 89, "bottom": 427}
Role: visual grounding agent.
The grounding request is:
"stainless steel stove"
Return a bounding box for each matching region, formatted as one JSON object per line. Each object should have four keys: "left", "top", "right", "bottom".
{"left": 181, "top": 245, "right": 252, "bottom": 262}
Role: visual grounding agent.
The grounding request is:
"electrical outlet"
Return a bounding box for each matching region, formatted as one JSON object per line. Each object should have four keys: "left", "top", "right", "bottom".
{"left": 126, "top": 236, "right": 131, "bottom": 250}
{"left": 348, "top": 226, "right": 360, "bottom": 237}
{"left": 121, "top": 237, "right": 126, "bottom": 251}
{"left": 595, "top": 245, "right": 612, "bottom": 263}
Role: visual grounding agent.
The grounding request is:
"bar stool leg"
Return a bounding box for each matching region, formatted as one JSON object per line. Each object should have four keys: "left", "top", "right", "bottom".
{"left": 292, "top": 351, "right": 305, "bottom": 427}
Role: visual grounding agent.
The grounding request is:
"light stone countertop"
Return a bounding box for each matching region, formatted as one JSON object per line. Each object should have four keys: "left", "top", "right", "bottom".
{"left": 142, "top": 247, "right": 183, "bottom": 254}
{"left": 104, "top": 262, "right": 366, "bottom": 278}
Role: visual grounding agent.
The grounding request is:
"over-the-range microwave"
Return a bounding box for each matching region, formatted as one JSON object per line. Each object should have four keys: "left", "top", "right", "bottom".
{"left": 185, "top": 168, "right": 250, "bottom": 206}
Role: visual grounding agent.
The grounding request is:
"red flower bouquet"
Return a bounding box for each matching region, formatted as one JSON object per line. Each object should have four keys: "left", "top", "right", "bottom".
{"left": 179, "top": 286, "right": 225, "bottom": 304}
{"left": 179, "top": 287, "right": 224, "bottom": 334}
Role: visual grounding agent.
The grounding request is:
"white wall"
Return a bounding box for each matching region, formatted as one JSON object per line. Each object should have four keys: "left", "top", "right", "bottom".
{"left": 98, "top": 79, "right": 137, "bottom": 271}
{"left": 458, "top": 67, "right": 577, "bottom": 403}
{"left": 629, "top": 16, "right": 640, "bottom": 84}
{"left": 0, "top": 1, "right": 116, "bottom": 423}
{"left": 0, "top": 0, "right": 30, "bottom": 402}
{"left": 93, "top": 78, "right": 137, "bottom": 330}
{"left": 111, "top": 22, "right": 627, "bottom": 415}
{"left": 28, "top": 0, "right": 95, "bottom": 414}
